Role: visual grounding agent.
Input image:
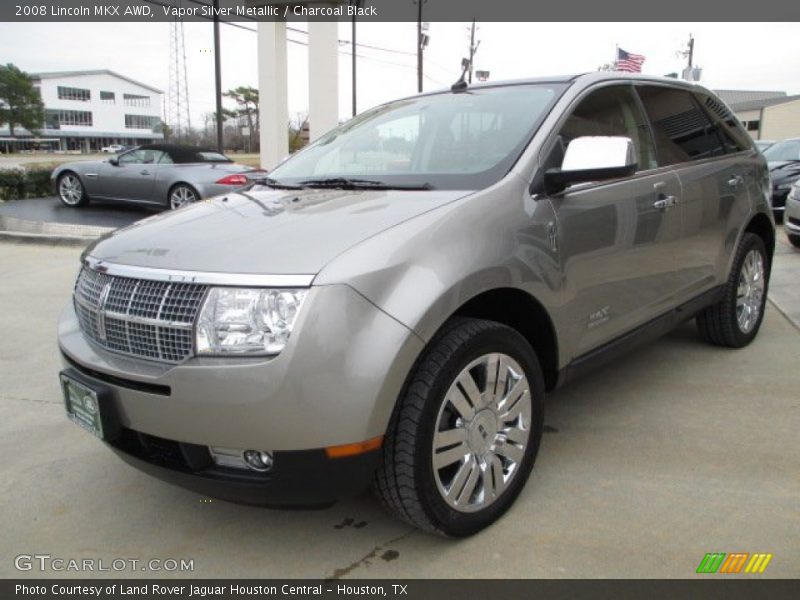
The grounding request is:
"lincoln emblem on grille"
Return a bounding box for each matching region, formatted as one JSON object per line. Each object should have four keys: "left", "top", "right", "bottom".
{"left": 95, "top": 281, "right": 112, "bottom": 341}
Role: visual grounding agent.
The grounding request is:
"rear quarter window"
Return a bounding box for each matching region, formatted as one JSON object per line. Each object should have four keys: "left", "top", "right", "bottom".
{"left": 695, "top": 92, "right": 753, "bottom": 153}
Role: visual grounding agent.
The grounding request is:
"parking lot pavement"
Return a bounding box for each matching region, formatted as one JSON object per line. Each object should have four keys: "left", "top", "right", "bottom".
{"left": 1, "top": 241, "right": 798, "bottom": 579}
{"left": 770, "top": 235, "right": 800, "bottom": 330}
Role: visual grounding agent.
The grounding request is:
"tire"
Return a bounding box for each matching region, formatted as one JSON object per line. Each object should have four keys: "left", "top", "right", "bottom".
{"left": 789, "top": 234, "right": 800, "bottom": 249}
{"left": 168, "top": 183, "right": 199, "bottom": 210}
{"left": 696, "top": 233, "right": 769, "bottom": 348}
{"left": 374, "top": 317, "right": 545, "bottom": 537}
{"left": 57, "top": 172, "right": 88, "bottom": 207}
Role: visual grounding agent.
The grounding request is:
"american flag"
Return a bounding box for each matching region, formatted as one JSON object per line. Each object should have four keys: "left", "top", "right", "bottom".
{"left": 615, "top": 48, "right": 646, "bottom": 73}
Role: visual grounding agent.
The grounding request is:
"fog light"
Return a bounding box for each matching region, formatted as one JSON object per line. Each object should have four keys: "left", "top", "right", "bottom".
{"left": 209, "top": 447, "right": 273, "bottom": 472}
{"left": 243, "top": 450, "right": 273, "bottom": 472}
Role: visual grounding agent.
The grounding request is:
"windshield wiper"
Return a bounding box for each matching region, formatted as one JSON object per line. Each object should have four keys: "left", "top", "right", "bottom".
{"left": 249, "top": 175, "right": 304, "bottom": 190}
{"left": 299, "top": 177, "right": 434, "bottom": 191}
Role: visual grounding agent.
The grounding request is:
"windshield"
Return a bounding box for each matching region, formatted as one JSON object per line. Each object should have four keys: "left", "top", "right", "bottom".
{"left": 268, "top": 84, "right": 566, "bottom": 190}
{"left": 763, "top": 139, "right": 800, "bottom": 162}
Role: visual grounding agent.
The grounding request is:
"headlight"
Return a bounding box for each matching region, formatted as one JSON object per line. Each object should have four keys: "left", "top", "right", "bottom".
{"left": 196, "top": 287, "right": 307, "bottom": 356}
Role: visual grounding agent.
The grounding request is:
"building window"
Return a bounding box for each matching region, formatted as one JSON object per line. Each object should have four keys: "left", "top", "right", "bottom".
{"left": 100, "top": 91, "right": 115, "bottom": 104}
{"left": 57, "top": 86, "right": 91, "bottom": 101}
{"left": 45, "top": 109, "right": 93, "bottom": 127}
{"left": 124, "top": 94, "right": 151, "bottom": 107}
{"left": 746, "top": 120, "right": 760, "bottom": 132}
{"left": 125, "top": 114, "right": 158, "bottom": 129}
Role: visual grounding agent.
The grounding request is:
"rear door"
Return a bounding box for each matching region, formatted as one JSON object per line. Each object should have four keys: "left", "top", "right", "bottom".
{"left": 543, "top": 84, "right": 683, "bottom": 356}
{"left": 635, "top": 85, "right": 754, "bottom": 302}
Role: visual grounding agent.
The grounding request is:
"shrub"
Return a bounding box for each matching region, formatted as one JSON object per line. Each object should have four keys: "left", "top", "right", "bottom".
{"left": 24, "top": 168, "right": 53, "bottom": 198}
{"left": 0, "top": 167, "right": 53, "bottom": 200}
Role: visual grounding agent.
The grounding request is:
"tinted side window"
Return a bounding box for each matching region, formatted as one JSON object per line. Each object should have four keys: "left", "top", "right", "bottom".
{"left": 695, "top": 92, "right": 753, "bottom": 153}
{"left": 636, "top": 86, "right": 725, "bottom": 165}
{"left": 550, "top": 85, "right": 657, "bottom": 171}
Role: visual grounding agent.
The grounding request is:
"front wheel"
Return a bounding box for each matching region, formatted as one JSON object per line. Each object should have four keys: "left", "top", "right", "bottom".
{"left": 168, "top": 184, "right": 199, "bottom": 210}
{"left": 374, "top": 318, "right": 545, "bottom": 537}
{"left": 696, "top": 233, "right": 769, "bottom": 348}
{"left": 57, "top": 172, "right": 88, "bottom": 207}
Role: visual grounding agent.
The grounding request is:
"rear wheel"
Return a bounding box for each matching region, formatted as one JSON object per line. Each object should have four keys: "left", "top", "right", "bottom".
{"left": 168, "top": 184, "right": 199, "bottom": 210}
{"left": 788, "top": 234, "right": 800, "bottom": 249}
{"left": 696, "top": 233, "right": 769, "bottom": 348}
{"left": 374, "top": 318, "right": 545, "bottom": 537}
{"left": 57, "top": 172, "right": 88, "bottom": 207}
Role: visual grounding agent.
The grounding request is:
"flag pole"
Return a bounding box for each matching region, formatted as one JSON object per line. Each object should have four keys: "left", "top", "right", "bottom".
{"left": 614, "top": 44, "right": 618, "bottom": 71}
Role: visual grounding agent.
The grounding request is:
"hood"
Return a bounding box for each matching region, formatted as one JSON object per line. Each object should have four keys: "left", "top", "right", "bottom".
{"left": 769, "top": 161, "right": 800, "bottom": 185}
{"left": 86, "top": 187, "right": 470, "bottom": 275}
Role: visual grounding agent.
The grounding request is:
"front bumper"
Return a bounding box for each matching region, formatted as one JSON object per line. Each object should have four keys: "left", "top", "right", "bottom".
{"left": 58, "top": 284, "right": 424, "bottom": 503}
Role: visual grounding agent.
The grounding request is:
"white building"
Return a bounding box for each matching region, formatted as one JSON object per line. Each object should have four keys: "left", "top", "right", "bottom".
{"left": 1, "top": 69, "right": 164, "bottom": 152}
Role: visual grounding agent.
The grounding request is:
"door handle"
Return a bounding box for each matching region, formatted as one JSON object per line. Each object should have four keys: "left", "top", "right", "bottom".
{"left": 654, "top": 195, "right": 677, "bottom": 210}
{"left": 140, "top": 170, "right": 151, "bottom": 176}
{"left": 727, "top": 175, "right": 743, "bottom": 187}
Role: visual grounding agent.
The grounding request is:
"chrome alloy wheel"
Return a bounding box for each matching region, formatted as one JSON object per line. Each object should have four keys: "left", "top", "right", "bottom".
{"left": 59, "top": 175, "right": 83, "bottom": 205}
{"left": 736, "top": 249, "right": 765, "bottom": 334}
{"left": 432, "top": 353, "right": 532, "bottom": 513}
{"left": 169, "top": 186, "right": 198, "bottom": 210}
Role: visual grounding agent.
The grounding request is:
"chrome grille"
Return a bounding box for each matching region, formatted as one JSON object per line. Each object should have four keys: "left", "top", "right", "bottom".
{"left": 73, "top": 267, "right": 207, "bottom": 363}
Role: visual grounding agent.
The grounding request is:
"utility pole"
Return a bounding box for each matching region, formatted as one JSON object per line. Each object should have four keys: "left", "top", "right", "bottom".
{"left": 687, "top": 33, "right": 694, "bottom": 69}
{"left": 468, "top": 20, "right": 476, "bottom": 84}
{"left": 416, "top": 1, "right": 424, "bottom": 93}
{"left": 352, "top": 14, "right": 357, "bottom": 116}
{"left": 213, "top": 0, "right": 223, "bottom": 152}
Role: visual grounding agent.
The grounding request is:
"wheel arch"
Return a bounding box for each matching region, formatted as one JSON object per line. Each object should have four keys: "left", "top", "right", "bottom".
{"left": 744, "top": 212, "right": 775, "bottom": 265}
{"left": 166, "top": 181, "right": 200, "bottom": 206}
{"left": 435, "top": 287, "right": 561, "bottom": 391}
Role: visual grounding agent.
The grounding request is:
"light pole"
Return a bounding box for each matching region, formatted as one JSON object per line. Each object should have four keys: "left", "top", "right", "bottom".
{"left": 213, "top": 0, "right": 223, "bottom": 152}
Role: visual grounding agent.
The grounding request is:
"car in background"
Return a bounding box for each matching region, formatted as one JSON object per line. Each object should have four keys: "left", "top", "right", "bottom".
{"left": 101, "top": 144, "right": 125, "bottom": 154}
{"left": 755, "top": 140, "right": 775, "bottom": 153}
{"left": 52, "top": 144, "right": 258, "bottom": 210}
{"left": 763, "top": 138, "right": 800, "bottom": 219}
{"left": 785, "top": 180, "right": 800, "bottom": 248}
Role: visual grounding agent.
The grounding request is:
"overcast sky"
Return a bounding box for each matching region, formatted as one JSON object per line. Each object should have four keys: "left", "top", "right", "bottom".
{"left": 2, "top": 21, "right": 798, "bottom": 126}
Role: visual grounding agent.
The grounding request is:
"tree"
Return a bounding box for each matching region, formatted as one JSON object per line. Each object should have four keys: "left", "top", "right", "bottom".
{"left": 0, "top": 64, "right": 44, "bottom": 136}
{"left": 223, "top": 86, "right": 259, "bottom": 150}
{"left": 289, "top": 112, "right": 309, "bottom": 153}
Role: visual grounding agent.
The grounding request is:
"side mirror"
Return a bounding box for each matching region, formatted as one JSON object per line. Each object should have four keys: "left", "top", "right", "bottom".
{"left": 108, "top": 157, "right": 119, "bottom": 166}
{"left": 544, "top": 136, "right": 637, "bottom": 194}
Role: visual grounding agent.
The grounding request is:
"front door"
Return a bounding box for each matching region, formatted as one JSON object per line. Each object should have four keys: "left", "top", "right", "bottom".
{"left": 99, "top": 148, "right": 159, "bottom": 201}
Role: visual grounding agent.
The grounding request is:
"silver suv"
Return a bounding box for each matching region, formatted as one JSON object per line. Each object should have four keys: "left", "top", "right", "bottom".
{"left": 58, "top": 73, "right": 774, "bottom": 537}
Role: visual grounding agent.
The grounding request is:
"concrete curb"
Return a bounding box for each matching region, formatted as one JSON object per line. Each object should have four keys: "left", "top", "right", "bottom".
{"left": 0, "top": 214, "right": 112, "bottom": 247}
{"left": 0, "top": 231, "right": 93, "bottom": 247}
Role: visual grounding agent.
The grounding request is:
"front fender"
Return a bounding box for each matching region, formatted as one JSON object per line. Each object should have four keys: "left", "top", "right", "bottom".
{"left": 315, "top": 174, "right": 566, "bottom": 363}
